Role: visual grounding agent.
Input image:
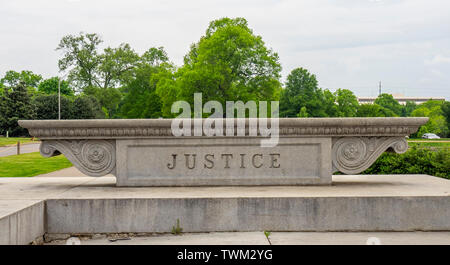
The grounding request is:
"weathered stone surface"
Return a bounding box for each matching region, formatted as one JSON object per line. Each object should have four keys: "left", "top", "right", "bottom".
{"left": 19, "top": 118, "right": 428, "bottom": 186}
{"left": 0, "top": 200, "right": 45, "bottom": 245}
{"left": 0, "top": 174, "right": 449, "bottom": 243}
{"left": 116, "top": 137, "right": 331, "bottom": 186}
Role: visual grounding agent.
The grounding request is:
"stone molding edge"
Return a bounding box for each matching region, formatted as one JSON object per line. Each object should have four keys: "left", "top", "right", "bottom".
{"left": 40, "top": 140, "right": 116, "bottom": 177}
{"left": 19, "top": 117, "right": 427, "bottom": 138}
{"left": 332, "top": 136, "right": 408, "bottom": 174}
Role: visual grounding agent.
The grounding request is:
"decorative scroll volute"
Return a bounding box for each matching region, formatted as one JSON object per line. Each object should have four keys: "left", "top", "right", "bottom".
{"left": 332, "top": 137, "right": 408, "bottom": 175}
{"left": 40, "top": 140, "right": 116, "bottom": 177}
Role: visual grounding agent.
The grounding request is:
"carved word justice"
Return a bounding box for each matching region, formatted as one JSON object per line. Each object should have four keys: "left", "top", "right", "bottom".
{"left": 167, "top": 153, "right": 281, "bottom": 170}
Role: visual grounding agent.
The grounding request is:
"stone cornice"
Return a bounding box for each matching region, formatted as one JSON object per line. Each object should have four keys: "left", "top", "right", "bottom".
{"left": 19, "top": 117, "right": 428, "bottom": 139}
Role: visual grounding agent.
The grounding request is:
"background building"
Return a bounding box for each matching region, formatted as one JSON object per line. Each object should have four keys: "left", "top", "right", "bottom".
{"left": 358, "top": 94, "right": 446, "bottom": 105}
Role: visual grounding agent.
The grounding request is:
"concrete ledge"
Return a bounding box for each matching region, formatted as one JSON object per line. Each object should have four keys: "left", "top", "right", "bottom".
{"left": 0, "top": 174, "right": 449, "bottom": 244}
{"left": 45, "top": 196, "right": 450, "bottom": 233}
{"left": 0, "top": 200, "right": 45, "bottom": 245}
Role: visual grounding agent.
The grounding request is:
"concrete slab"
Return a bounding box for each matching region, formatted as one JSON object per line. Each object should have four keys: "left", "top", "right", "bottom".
{"left": 45, "top": 232, "right": 450, "bottom": 245}
{"left": 0, "top": 174, "right": 449, "bottom": 243}
{"left": 34, "top": 167, "right": 90, "bottom": 178}
{"left": 0, "top": 177, "right": 97, "bottom": 200}
{"left": 1, "top": 174, "right": 448, "bottom": 200}
{"left": 0, "top": 200, "right": 44, "bottom": 245}
{"left": 4, "top": 174, "right": 447, "bottom": 199}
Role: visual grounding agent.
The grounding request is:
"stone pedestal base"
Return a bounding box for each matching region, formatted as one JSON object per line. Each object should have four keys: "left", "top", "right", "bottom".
{"left": 1, "top": 174, "right": 449, "bottom": 244}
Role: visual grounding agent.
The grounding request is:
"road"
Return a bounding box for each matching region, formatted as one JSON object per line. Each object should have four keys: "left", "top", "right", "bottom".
{"left": 0, "top": 142, "right": 40, "bottom": 157}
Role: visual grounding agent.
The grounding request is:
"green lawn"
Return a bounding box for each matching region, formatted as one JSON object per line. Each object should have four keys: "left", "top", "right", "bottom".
{"left": 408, "top": 138, "right": 450, "bottom": 141}
{"left": 0, "top": 152, "right": 72, "bottom": 177}
{"left": 0, "top": 137, "right": 37, "bottom": 147}
{"left": 408, "top": 141, "right": 450, "bottom": 149}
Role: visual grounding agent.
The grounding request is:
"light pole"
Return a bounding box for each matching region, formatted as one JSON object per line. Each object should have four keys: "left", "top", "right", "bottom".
{"left": 58, "top": 73, "right": 69, "bottom": 120}
{"left": 58, "top": 77, "right": 61, "bottom": 120}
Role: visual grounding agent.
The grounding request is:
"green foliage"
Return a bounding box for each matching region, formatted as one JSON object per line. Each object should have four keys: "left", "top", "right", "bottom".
{"left": 84, "top": 86, "right": 122, "bottom": 118}
{"left": 98, "top": 43, "right": 140, "bottom": 88}
{"left": 441, "top": 101, "right": 450, "bottom": 137}
{"left": 0, "top": 70, "right": 42, "bottom": 90}
{"left": 72, "top": 96, "right": 105, "bottom": 119}
{"left": 374, "top": 93, "right": 402, "bottom": 116}
{"left": 154, "top": 64, "right": 178, "bottom": 117}
{"left": 0, "top": 82, "right": 35, "bottom": 136}
{"left": 334, "top": 88, "right": 359, "bottom": 117}
{"left": 442, "top": 101, "right": 450, "bottom": 125}
{"left": 356, "top": 103, "right": 396, "bottom": 117}
{"left": 401, "top": 101, "right": 417, "bottom": 117}
{"left": 297, "top": 106, "right": 308, "bottom": 117}
{"left": 57, "top": 32, "right": 102, "bottom": 90}
{"left": 280, "top": 68, "right": 327, "bottom": 117}
{"left": 171, "top": 219, "right": 183, "bottom": 235}
{"left": 33, "top": 94, "right": 73, "bottom": 120}
{"left": 118, "top": 48, "right": 170, "bottom": 118}
{"left": 37, "top": 77, "right": 74, "bottom": 96}
{"left": 363, "top": 146, "right": 450, "bottom": 179}
{"left": 174, "top": 17, "right": 282, "bottom": 113}
{"left": 322, "top": 89, "right": 338, "bottom": 117}
{"left": 264, "top": 231, "right": 272, "bottom": 245}
{"left": 411, "top": 100, "right": 448, "bottom": 137}
{"left": 33, "top": 94, "right": 105, "bottom": 120}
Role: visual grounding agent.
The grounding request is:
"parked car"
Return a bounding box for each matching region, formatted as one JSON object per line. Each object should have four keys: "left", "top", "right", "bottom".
{"left": 421, "top": 133, "right": 441, "bottom": 139}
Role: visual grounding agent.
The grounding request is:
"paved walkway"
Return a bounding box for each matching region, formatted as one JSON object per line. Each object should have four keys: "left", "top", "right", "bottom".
{"left": 34, "top": 166, "right": 88, "bottom": 177}
{"left": 46, "top": 231, "right": 450, "bottom": 245}
{"left": 0, "top": 142, "right": 40, "bottom": 157}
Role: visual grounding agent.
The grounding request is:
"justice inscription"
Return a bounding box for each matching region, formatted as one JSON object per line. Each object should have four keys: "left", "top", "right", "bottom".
{"left": 167, "top": 153, "right": 281, "bottom": 170}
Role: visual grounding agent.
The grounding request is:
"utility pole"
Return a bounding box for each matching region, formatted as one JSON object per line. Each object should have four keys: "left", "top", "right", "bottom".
{"left": 58, "top": 77, "right": 61, "bottom": 120}
{"left": 58, "top": 72, "right": 69, "bottom": 120}
{"left": 379, "top": 81, "right": 382, "bottom": 96}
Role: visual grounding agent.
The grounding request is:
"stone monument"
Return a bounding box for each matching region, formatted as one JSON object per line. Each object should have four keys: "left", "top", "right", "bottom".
{"left": 19, "top": 117, "right": 427, "bottom": 186}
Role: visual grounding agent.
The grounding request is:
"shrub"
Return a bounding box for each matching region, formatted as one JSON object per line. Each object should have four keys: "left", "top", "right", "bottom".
{"left": 363, "top": 146, "right": 450, "bottom": 179}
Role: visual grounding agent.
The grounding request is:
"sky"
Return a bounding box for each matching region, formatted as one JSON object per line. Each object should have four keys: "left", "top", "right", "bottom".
{"left": 1, "top": 0, "right": 449, "bottom": 99}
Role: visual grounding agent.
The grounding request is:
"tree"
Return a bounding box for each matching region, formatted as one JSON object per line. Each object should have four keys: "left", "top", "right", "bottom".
{"left": 56, "top": 32, "right": 102, "bottom": 91}
{"left": 322, "top": 89, "right": 338, "bottom": 117}
{"left": 84, "top": 86, "right": 122, "bottom": 118}
{"left": 0, "top": 81, "right": 35, "bottom": 136}
{"left": 334, "top": 88, "right": 359, "bottom": 117}
{"left": 37, "top": 77, "right": 74, "bottom": 96}
{"left": 401, "top": 101, "right": 417, "bottom": 117}
{"left": 441, "top": 101, "right": 450, "bottom": 135}
{"left": 356, "top": 103, "right": 396, "bottom": 117}
{"left": 411, "top": 100, "right": 448, "bottom": 137}
{"left": 297, "top": 106, "right": 308, "bottom": 117}
{"left": 280, "top": 67, "right": 327, "bottom": 117}
{"left": 98, "top": 43, "right": 140, "bottom": 89}
{"left": 174, "top": 17, "right": 282, "bottom": 113}
{"left": 0, "top": 70, "right": 42, "bottom": 89}
{"left": 33, "top": 94, "right": 73, "bottom": 120}
{"left": 72, "top": 96, "right": 105, "bottom": 119}
{"left": 374, "top": 93, "right": 402, "bottom": 116}
{"left": 33, "top": 94, "right": 105, "bottom": 120}
{"left": 118, "top": 47, "right": 170, "bottom": 118}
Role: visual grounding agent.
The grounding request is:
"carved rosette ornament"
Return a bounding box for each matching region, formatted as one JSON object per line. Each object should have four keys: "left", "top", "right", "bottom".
{"left": 332, "top": 137, "right": 408, "bottom": 174}
{"left": 40, "top": 140, "right": 116, "bottom": 177}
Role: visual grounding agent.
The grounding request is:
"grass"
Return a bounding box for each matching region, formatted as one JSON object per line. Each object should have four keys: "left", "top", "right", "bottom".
{"left": 0, "top": 152, "right": 72, "bottom": 177}
{"left": 408, "top": 141, "right": 450, "bottom": 149}
{"left": 408, "top": 138, "right": 450, "bottom": 141}
{"left": 0, "top": 137, "right": 37, "bottom": 147}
